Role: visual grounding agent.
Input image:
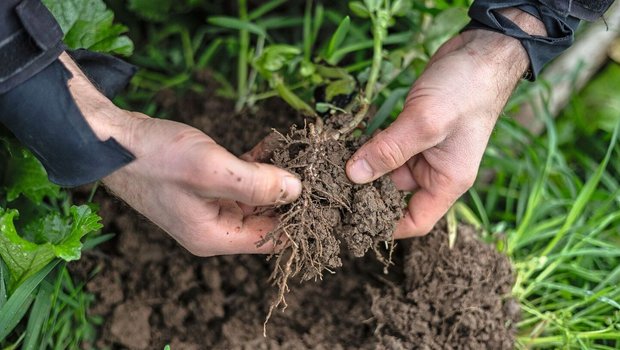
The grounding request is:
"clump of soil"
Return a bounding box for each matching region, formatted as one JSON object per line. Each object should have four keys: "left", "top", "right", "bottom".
{"left": 260, "top": 119, "right": 404, "bottom": 319}
{"left": 71, "top": 80, "right": 519, "bottom": 349}
{"left": 369, "top": 224, "right": 519, "bottom": 349}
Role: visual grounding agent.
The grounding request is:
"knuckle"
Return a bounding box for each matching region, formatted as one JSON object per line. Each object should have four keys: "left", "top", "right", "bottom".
{"left": 416, "top": 114, "right": 447, "bottom": 139}
{"left": 373, "top": 136, "right": 408, "bottom": 170}
{"left": 454, "top": 171, "right": 477, "bottom": 193}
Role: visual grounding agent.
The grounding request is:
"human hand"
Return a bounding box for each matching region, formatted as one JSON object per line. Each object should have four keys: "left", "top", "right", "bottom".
{"left": 60, "top": 53, "right": 302, "bottom": 256}
{"left": 346, "top": 9, "right": 546, "bottom": 238}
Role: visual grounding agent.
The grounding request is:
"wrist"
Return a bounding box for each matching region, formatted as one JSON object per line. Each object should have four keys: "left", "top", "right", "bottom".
{"left": 459, "top": 8, "right": 546, "bottom": 81}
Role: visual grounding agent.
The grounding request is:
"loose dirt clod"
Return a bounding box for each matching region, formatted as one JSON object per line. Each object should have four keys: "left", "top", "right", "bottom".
{"left": 258, "top": 115, "right": 404, "bottom": 327}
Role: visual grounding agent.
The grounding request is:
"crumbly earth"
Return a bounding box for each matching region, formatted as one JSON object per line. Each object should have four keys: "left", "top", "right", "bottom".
{"left": 260, "top": 121, "right": 404, "bottom": 315}
{"left": 71, "top": 76, "right": 519, "bottom": 349}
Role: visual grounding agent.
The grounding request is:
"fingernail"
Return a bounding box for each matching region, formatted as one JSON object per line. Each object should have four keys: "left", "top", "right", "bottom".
{"left": 280, "top": 175, "right": 302, "bottom": 202}
{"left": 348, "top": 158, "right": 373, "bottom": 183}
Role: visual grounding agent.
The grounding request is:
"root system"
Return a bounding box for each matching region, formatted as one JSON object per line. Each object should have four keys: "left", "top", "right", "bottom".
{"left": 258, "top": 113, "right": 405, "bottom": 329}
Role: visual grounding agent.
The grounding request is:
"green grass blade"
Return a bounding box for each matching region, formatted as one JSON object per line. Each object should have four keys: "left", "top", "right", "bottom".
{"left": 541, "top": 120, "right": 620, "bottom": 256}
{"left": 303, "top": 0, "right": 312, "bottom": 61}
{"left": 248, "top": 0, "right": 286, "bottom": 20}
{"left": 207, "top": 16, "right": 268, "bottom": 38}
{"left": 197, "top": 38, "right": 223, "bottom": 69}
{"left": 0, "top": 260, "right": 7, "bottom": 309}
{"left": 595, "top": 264, "right": 620, "bottom": 292}
{"left": 508, "top": 123, "right": 556, "bottom": 254}
{"left": 325, "top": 16, "right": 350, "bottom": 62}
{"left": 312, "top": 4, "right": 324, "bottom": 51}
{"left": 0, "top": 260, "right": 59, "bottom": 341}
{"left": 82, "top": 233, "right": 115, "bottom": 251}
{"left": 22, "top": 280, "right": 54, "bottom": 350}
{"left": 366, "top": 87, "right": 408, "bottom": 134}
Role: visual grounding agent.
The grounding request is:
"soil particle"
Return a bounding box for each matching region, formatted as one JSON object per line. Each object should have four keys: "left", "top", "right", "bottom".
{"left": 109, "top": 302, "right": 152, "bottom": 349}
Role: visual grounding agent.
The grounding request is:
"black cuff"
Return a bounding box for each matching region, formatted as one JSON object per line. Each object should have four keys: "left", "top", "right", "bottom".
{"left": 0, "top": 0, "right": 64, "bottom": 94}
{"left": 0, "top": 0, "right": 138, "bottom": 187}
{"left": 463, "top": 0, "right": 580, "bottom": 80}
{"left": 540, "top": 0, "right": 615, "bottom": 21}
{"left": 0, "top": 60, "right": 136, "bottom": 187}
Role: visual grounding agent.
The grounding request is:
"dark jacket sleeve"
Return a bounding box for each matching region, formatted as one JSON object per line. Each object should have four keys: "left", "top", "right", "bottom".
{"left": 539, "top": 0, "right": 615, "bottom": 20}
{"left": 0, "top": 0, "right": 136, "bottom": 187}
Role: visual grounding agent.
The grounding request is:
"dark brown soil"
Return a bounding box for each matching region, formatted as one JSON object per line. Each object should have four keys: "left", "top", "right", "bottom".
{"left": 259, "top": 120, "right": 404, "bottom": 318}
{"left": 71, "top": 79, "right": 519, "bottom": 349}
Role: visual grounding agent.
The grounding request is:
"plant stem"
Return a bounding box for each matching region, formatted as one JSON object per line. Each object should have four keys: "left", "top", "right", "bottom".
{"left": 236, "top": 0, "right": 249, "bottom": 111}
{"left": 338, "top": 9, "right": 388, "bottom": 137}
{"left": 273, "top": 77, "right": 315, "bottom": 116}
{"left": 364, "top": 13, "right": 384, "bottom": 103}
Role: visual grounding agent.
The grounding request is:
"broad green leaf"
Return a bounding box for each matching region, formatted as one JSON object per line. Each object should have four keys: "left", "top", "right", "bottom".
{"left": 0, "top": 206, "right": 102, "bottom": 290}
{"left": 22, "top": 212, "right": 71, "bottom": 246}
{"left": 207, "top": 16, "right": 268, "bottom": 38}
{"left": 325, "top": 16, "right": 350, "bottom": 61}
{"left": 254, "top": 45, "right": 302, "bottom": 74}
{"left": 42, "top": 0, "right": 134, "bottom": 56}
{"left": 0, "top": 139, "right": 59, "bottom": 204}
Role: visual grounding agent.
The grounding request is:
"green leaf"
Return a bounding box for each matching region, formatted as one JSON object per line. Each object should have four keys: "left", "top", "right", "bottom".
{"left": 128, "top": 0, "right": 174, "bottom": 21}
{"left": 324, "top": 78, "right": 357, "bottom": 101}
{"left": 363, "top": 0, "right": 381, "bottom": 12}
{"left": 390, "top": 0, "right": 408, "bottom": 16}
{"left": 349, "top": 2, "right": 370, "bottom": 18}
{"left": 22, "top": 212, "right": 72, "bottom": 245}
{"left": 254, "top": 45, "right": 302, "bottom": 74}
{"left": 0, "top": 138, "right": 59, "bottom": 204}
{"left": 0, "top": 260, "right": 7, "bottom": 309}
{"left": 207, "top": 16, "right": 268, "bottom": 38}
{"left": 22, "top": 280, "right": 54, "bottom": 350}
{"left": 366, "top": 87, "right": 408, "bottom": 134}
{"left": 42, "top": 0, "right": 134, "bottom": 56}
{"left": 325, "top": 16, "right": 350, "bottom": 61}
{"left": 0, "top": 261, "right": 58, "bottom": 342}
{"left": 248, "top": 0, "right": 287, "bottom": 20}
{"left": 0, "top": 206, "right": 102, "bottom": 290}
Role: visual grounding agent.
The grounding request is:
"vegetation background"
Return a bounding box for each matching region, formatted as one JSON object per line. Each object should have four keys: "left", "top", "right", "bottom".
{"left": 0, "top": 0, "right": 619, "bottom": 348}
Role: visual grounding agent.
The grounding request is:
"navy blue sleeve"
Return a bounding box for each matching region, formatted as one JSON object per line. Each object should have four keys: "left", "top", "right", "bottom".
{"left": 539, "top": 0, "right": 615, "bottom": 21}
{"left": 0, "top": 0, "right": 136, "bottom": 187}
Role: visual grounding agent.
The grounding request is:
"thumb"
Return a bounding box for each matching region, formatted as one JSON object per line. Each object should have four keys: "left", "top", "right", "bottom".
{"left": 346, "top": 105, "right": 446, "bottom": 184}
{"left": 205, "top": 147, "right": 302, "bottom": 206}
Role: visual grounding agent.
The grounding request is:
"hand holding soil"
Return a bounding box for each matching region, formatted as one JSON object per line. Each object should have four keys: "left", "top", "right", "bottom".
{"left": 348, "top": 24, "right": 540, "bottom": 238}
{"left": 60, "top": 53, "right": 302, "bottom": 256}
